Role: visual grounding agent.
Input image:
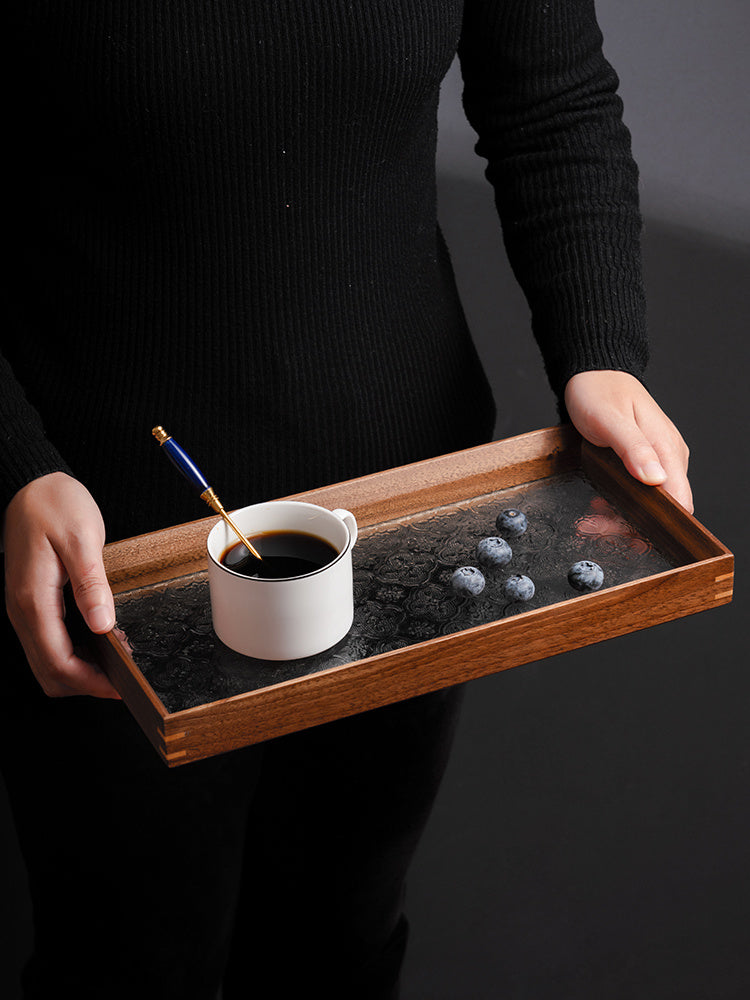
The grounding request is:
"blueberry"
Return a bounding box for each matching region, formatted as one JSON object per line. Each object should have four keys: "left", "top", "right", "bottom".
{"left": 476, "top": 536, "right": 513, "bottom": 568}
{"left": 450, "top": 566, "right": 486, "bottom": 597}
{"left": 568, "top": 560, "right": 604, "bottom": 592}
{"left": 503, "top": 574, "right": 535, "bottom": 602}
{"left": 495, "top": 508, "right": 527, "bottom": 538}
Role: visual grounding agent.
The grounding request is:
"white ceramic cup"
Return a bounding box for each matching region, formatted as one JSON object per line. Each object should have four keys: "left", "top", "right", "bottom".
{"left": 206, "top": 501, "right": 358, "bottom": 660}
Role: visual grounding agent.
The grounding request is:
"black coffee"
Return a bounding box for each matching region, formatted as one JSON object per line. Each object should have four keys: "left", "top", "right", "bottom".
{"left": 221, "top": 530, "right": 339, "bottom": 579}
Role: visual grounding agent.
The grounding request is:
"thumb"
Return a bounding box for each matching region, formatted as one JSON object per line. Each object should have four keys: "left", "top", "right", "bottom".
{"left": 60, "top": 534, "right": 116, "bottom": 634}
{"left": 598, "top": 421, "right": 668, "bottom": 488}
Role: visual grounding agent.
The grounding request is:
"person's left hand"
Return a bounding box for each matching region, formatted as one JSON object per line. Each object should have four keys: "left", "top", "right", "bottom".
{"left": 564, "top": 370, "right": 693, "bottom": 513}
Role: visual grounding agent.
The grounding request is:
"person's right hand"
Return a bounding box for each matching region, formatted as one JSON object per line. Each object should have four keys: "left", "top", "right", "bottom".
{"left": 3, "top": 472, "right": 120, "bottom": 698}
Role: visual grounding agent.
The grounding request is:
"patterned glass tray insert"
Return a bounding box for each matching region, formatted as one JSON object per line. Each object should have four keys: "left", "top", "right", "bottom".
{"left": 114, "top": 471, "right": 675, "bottom": 713}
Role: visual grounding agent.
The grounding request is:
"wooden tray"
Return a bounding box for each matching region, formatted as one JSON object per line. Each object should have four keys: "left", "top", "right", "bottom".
{"left": 93, "top": 426, "right": 734, "bottom": 766}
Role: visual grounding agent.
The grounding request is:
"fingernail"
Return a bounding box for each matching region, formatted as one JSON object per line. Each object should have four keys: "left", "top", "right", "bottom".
{"left": 88, "top": 606, "right": 115, "bottom": 633}
{"left": 641, "top": 460, "right": 667, "bottom": 484}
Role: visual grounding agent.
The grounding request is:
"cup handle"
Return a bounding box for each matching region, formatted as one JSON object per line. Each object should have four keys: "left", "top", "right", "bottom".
{"left": 332, "top": 509, "right": 358, "bottom": 550}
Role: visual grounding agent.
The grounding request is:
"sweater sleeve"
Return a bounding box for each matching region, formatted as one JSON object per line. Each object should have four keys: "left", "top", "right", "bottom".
{"left": 0, "top": 348, "right": 72, "bottom": 513}
{"left": 457, "top": 0, "right": 648, "bottom": 400}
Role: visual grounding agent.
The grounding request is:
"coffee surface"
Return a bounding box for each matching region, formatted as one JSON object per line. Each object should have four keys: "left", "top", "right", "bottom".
{"left": 221, "top": 530, "right": 338, "bottom": 579}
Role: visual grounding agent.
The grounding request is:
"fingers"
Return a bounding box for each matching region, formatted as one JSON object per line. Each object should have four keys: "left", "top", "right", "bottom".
{"left": 7, "top": 544, "right": 120, "bottom": 699}
{"left": 634, "top": 397, "right": 693, "bottom": 513}
{"left": 564, "top": 371, "right": 694, "bottom": 514}
{"left": 16, "top": 604, "right": 121, "bottom": 699}
{"left": 599, "top": 420, "right": 668, "bottom": 486}
{"left": 605, "top": 417, "right": 693, "bottom": 514}
{"left": 3, "top": 473, "right": 121, "bottom": 699}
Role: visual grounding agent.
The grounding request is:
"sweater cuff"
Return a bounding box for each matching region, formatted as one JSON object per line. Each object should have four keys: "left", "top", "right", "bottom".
{"left": 531, "top": 267, "right": 649, "bottom": 402}
{"left": 0, "top": 424, "right": 72, "bottom": 514}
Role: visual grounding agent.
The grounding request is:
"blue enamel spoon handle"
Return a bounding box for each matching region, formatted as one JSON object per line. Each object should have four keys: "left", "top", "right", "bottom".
{"left": 153, "top": 428, "right": 210, "bottom": 494}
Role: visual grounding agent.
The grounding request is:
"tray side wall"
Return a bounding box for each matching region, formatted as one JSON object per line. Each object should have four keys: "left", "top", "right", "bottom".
{"left": 582, "top": 443, "right": 731, "bottom": 564}
{"left": 94, "top": 633, "right": 173, "bottom": 762}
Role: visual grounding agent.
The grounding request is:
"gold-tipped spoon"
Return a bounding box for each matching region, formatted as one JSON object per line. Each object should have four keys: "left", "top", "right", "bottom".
{"left": 151, "top": 426, "right": 263, "bottom": 563}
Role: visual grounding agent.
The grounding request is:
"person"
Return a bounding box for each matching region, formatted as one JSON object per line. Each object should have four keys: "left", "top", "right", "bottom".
{"left": 1, "top": 3, "right": 691, "bottom": 998}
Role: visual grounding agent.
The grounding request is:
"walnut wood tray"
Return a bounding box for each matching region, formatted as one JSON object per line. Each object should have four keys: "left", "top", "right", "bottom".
{"left": 93, "top": 426, "right": 734, "bottom": 767}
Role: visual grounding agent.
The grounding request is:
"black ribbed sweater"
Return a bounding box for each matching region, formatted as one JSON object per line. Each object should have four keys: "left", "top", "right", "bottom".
{"left": 2, "top": 1, "right": 646, "bottom": 542}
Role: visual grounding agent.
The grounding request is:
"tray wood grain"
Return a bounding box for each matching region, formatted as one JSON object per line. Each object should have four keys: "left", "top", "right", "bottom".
{"left": 93, "top": 427, "right": 733, "bottom": 766}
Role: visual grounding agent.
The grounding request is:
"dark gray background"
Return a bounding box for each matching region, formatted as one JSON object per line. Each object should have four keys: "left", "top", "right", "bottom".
{"left": 2, "top": 2, "right": 748, "bottom": 997}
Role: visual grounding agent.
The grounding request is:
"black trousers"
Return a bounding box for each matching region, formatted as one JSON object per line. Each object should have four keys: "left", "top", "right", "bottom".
{"left": 1, "top": 616, "right": 463, "bottom": 1000}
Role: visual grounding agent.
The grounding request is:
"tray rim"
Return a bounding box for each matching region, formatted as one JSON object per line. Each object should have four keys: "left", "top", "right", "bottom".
{"left": 94, "top": 425, "right": 734, "bottom": 766}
